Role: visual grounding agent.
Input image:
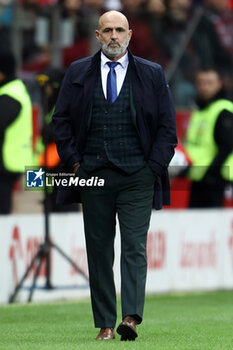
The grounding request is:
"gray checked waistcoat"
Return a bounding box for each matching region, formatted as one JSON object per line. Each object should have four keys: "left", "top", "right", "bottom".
{"left": 81, "top": 67, "right": 145, "bottom": 174}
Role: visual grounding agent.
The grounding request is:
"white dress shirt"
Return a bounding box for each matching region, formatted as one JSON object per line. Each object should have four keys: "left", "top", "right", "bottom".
{"left": 101, "top": 51, "right": 129, "bottom": 99}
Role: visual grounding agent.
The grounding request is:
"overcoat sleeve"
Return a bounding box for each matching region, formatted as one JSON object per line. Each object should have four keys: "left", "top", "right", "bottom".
{"left": 148, "top": 66, "right": 177, "bottom": 176}
{"left": 52, "top": 65, "right": 81, "bottom": 170}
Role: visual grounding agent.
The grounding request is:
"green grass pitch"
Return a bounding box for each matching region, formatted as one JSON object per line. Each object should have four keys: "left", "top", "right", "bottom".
{"left": 0, "top": 291, "right": 232, "bottom": 350}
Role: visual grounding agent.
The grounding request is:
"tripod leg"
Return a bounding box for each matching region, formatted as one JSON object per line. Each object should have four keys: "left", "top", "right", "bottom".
{"left": 9, "top": 252, "right": 40, "bottom": 303}
{"left": 45, "top": 248, "right": 52, "bottom": 289}
{"left": 28, "top": 256, "right": 43, "bottom": 302}
{"left": 51, "top": 242, "right": 89, "bottom": 282}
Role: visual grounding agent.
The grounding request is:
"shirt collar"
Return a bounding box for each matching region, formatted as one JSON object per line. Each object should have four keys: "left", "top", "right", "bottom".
{"left": 101, "top": 51, "right": 129, "bottom": 69}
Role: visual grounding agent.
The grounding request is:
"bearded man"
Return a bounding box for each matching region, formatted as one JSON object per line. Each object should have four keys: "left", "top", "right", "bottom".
{"left": 53, "top": 11, "right": 177, "bottom": 341}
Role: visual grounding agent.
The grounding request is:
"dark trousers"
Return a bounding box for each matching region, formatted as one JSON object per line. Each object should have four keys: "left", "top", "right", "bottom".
{"left": 189, "top": 181, "right": 225, "bottom": 208}
{"left": 77, "top": 165, "right": 155, "bottom": 328}
{"left": 0, "top": 172, "right": 20, "bottom": 214}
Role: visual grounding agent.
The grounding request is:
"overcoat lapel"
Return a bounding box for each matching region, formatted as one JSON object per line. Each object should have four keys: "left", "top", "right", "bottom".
{"left": 83, "top": 52, "right": 100, "bottom": 128}
{"left": 128, "top": 51, "right": 144, "bottom": 102}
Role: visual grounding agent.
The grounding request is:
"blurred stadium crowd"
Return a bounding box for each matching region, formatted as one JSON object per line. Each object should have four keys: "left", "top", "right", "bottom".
{"left": 0, "top": 0, "right": 233, "bottom": 212}
{"left": 1, "top": 0, "right": 233, "bottom": 105}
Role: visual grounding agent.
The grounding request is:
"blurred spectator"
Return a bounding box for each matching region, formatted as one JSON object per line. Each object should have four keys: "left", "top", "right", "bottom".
{"left": 204, "top": 0, "right": 233, "bottom": 99}
{"left": 0, "top": 51, "right": 33, "bottom": 214}
{"left": 185, "top": 69, "right": 233, "bottom": 208}
{"left": 204, "top": 0, "right": 233, "bottom": 56}
{"left": 144, "top": 0, "right": 169, "bottom": 65}
{"left": 146, "top": 0, "right": 166, "bottom": 15}
{"left": 0, "top": 0, "right": 12, "bottom": 51}
{"left": 159, "top": 0, "right": 232, "bottom": 107}
{"left": 60, "top": 0, "right": 90, "bottom": 65}
{"left": 120, "top": 0, "right": 166, "bottom": 64}
{"left": 19, "top": 0, "right": 48, "bottom": 69}
{"left": 81, "top": 0, "right": 105, "bottom": 54}
{"left": 21, "top": 0, "right": 90, "bottom": 71}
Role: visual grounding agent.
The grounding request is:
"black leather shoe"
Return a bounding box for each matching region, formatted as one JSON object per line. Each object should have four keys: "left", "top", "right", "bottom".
{"left": 117, "top": 316, "right": 138, "bottom": 341}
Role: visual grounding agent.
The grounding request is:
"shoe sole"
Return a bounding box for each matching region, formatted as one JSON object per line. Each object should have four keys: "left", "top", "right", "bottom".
{"left": 117, "top": 324, "right": 138, "bottom": 341}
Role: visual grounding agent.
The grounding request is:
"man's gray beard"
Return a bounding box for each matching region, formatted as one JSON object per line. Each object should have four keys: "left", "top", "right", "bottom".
{"left": 100, "top": 37, "right": 130, "bottom": 58}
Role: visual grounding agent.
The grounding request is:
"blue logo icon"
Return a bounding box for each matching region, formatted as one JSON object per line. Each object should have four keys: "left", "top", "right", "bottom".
{"left": 26, "top": 168, "right": 45, "bottom": 188}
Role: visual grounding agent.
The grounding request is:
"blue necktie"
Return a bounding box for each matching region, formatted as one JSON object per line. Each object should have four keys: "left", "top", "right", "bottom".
{"left": 107, "top": 62, "right": 118, "bottom": 104}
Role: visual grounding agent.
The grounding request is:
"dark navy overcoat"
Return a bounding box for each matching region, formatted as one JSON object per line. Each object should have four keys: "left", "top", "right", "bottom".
{"left": 53, "top": 50, "right": 177, "bottom": 209}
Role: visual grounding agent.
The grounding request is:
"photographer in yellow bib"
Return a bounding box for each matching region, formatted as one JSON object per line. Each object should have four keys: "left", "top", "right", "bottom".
{"left": 185, "top": 68, "right": 233, "bottom": 207}
{"left": 0, "top": 51, "right": 33, "bottom": 214}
